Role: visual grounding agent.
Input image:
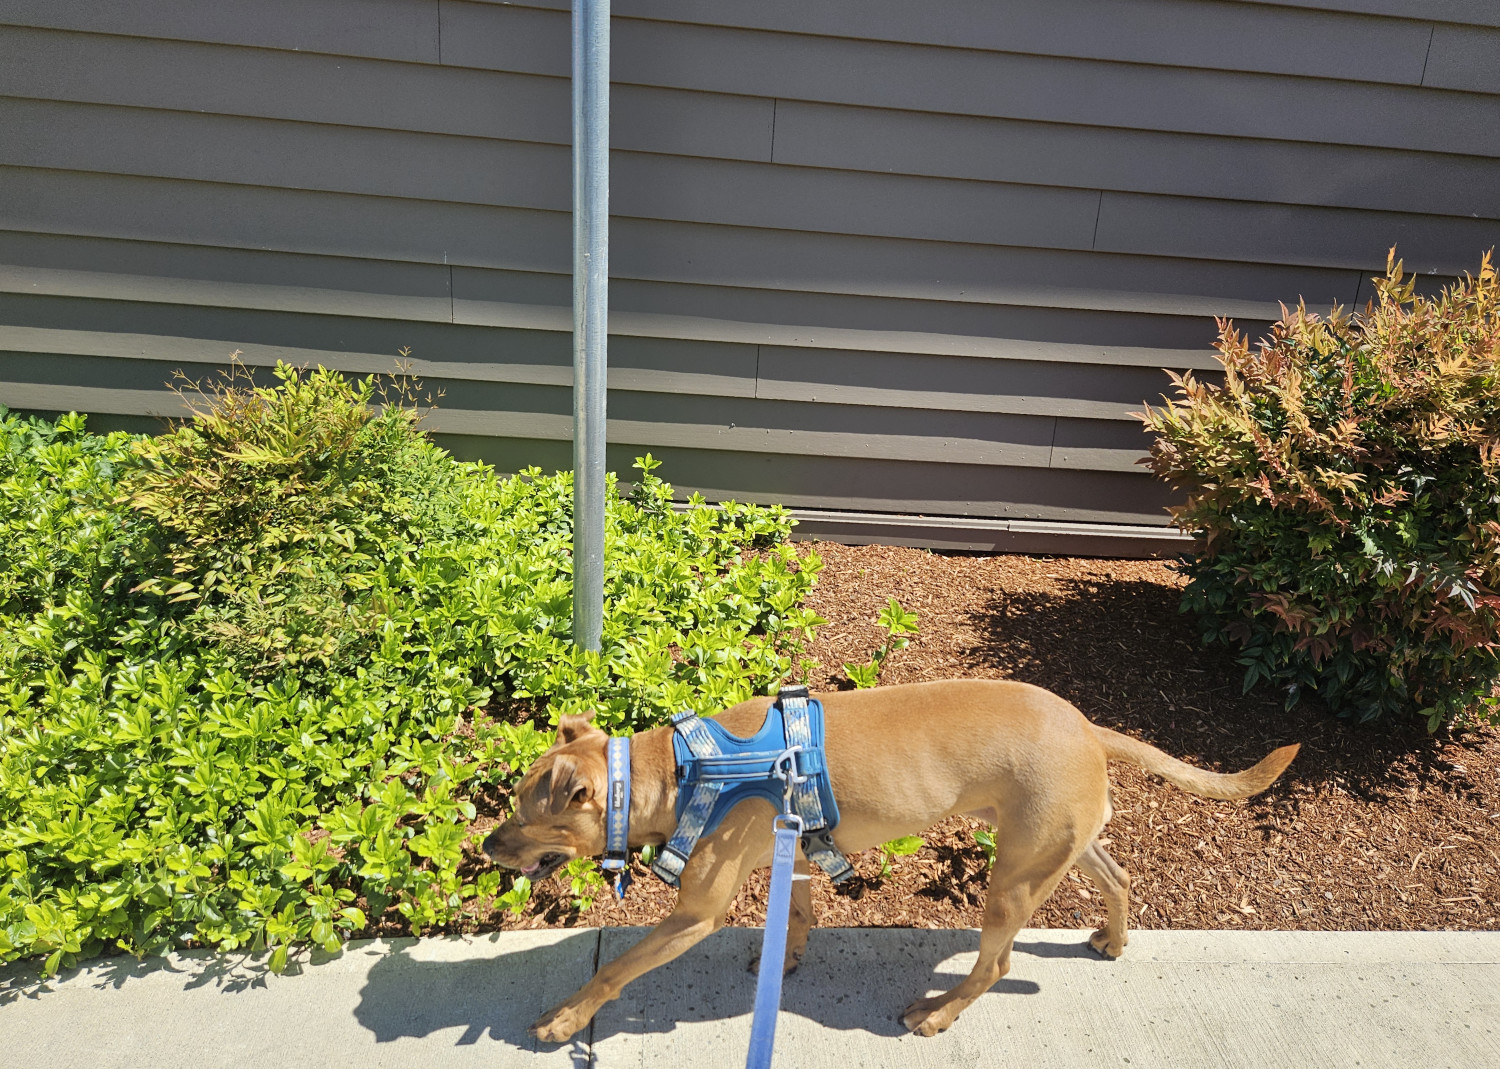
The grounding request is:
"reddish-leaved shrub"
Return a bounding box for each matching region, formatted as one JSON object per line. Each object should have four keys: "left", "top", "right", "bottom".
{"left": 1142, "top": 251, "right": 1500, "bottom": 729}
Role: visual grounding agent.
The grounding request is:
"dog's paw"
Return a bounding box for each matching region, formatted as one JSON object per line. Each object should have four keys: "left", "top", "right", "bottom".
{"left": 1088, "top": 928, "right": 1127, "bottom": 959}
{"left": 529, "top": 1003, "right": 589, "bottom": 1044}
{"left": 901, "top": 995, "right": 958, "bottom": 1037}
{"left": 747, "top": 947, "right": 805, "bottom": 977}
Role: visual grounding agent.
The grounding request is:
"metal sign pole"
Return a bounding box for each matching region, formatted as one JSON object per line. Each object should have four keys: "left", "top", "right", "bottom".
{"left": 571, "top": 0, "right": 609, "bottom": 652}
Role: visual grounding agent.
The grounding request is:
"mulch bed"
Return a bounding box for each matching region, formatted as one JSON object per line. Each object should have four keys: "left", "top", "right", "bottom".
{"left": 476, "top": 541, "right": 1500, "bottom": 934}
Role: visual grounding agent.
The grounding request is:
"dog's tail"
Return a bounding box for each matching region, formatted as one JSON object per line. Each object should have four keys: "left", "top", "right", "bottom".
{"left": 1091, "top": 726, "right": 1299, "bottom": 800}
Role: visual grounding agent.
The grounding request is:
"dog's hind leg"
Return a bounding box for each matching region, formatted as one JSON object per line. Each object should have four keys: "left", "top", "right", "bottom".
{"left": 901, "top": 842, "right": 1075, "bottom": 1037}
{"left": 1074, "top": 839, "right": 1130, "bottom": 958}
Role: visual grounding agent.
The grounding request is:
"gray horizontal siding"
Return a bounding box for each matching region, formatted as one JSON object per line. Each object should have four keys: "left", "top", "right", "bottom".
{"left": 0, "top": 26, "right": 774, "bottom": 163}
{"left": 444, "top": 6, "right": 1500, "bottom": 157}
{"left": 1, "top": 0, "right": 1495, "bottom": 539}
{"left": 0, "top": 318, "right": 1185, "bottom": 424}
{"left": 1232, "top": 1, "right": 1500, "bottom": 29}
{"left": 6, "top": 28, "right": 1495, "bottom": 224}
{"left": 0, "top": 99, "right": 1100, "bottom": 252}
{"left": 9, "top": 0, "right": 1498, "bottom": 74}
{"left": 772, "top": 102, "right": 1500, "bottom": 220}
{"left": 504, "top": 0, "right": 1438, "bottom": 83}
{"left": 0, "top": 348, "right": 1160, "bottom": 479}
{"left": 6, "top": 98, "right": 1495, "bottom": 277}
{"left": 1426, "top": 24, "right": 1500, "bottom": 94}
{"left": 0, "top": 231, "right": 1236, "bottom": 357}
{"left": 0, "top": 0, "right": 444, "bottom": 60}
{"left": 754, "top": 349, "right": 1180, "bottom": 421}
{"left": 3, "top": 167, "right": 1383, "bottom": 319}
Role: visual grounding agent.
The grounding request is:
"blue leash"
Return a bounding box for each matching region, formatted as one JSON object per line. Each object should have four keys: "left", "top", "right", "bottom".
{"left": 745, "top": 753, "right": 808, "bottom": 1069}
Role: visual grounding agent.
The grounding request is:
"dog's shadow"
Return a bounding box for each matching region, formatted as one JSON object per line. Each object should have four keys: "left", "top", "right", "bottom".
{"left": 350, "top": 933, "right": 598, "bottom": 1055}
{"left": 353, "top": 927, "right": 1075, "bottom": 1051}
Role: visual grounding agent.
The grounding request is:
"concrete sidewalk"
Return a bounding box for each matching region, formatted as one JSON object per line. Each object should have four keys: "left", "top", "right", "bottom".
{"left": 3, "top": 927, "right": 1497, "bottom": 1068}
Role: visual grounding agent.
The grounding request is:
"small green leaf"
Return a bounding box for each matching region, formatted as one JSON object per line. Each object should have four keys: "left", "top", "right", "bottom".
{"left": 882, "top": 836, "right": 924, "bottom": 857}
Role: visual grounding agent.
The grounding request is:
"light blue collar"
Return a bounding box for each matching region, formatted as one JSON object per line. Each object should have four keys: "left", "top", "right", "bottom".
{"left": 600, "top": 735, "right": 632, "bottom": 897}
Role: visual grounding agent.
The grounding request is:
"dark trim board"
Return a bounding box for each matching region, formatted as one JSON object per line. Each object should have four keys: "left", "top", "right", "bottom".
{"left": 0, "top": 0, "right": 1489, "bottom": 554}
{"left": 785, "top": 509, "right": 1193, "bottom": 558}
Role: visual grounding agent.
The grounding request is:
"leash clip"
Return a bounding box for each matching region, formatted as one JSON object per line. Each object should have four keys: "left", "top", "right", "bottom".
{"left": 771, "top": 745, "right": 806, "bottom": 816}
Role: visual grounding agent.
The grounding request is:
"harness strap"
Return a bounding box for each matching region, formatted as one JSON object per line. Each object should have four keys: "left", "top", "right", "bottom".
{"left": 778, "top": 689, "right": 855, "bottom": 883}
{"left": 651, "top": 712, "right": 725, "bottom": 886}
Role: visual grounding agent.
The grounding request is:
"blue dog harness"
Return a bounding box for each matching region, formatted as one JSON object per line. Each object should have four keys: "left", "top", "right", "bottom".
{"left": 596, "top": 687, "right": 854, "bottom": 892}
{"left": 650, "top": 686, "right": 854, "bottom": 886}
{"left": 595, "top": 686, "right": 850, "bottom": 1069}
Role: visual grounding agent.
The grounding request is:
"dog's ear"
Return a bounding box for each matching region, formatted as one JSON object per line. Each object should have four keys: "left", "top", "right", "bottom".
{"left": 545, "top": 753, "right": 594, "bottom": 814}
{"left": 555, "top": 715, "right": 596, "bottom": 746}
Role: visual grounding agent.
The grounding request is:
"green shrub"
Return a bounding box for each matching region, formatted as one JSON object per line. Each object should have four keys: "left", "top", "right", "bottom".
{"left": 0, "top": 365, "right": 823, "bottom": 974}
{"left": 122, "top": 363, "right": 460, "bottom": 678}
{"left": 0, "top": 410, "right": 138, "bottom": 622}
{"left": 1141, "top": 252, "right": 1500, "bottom": 729}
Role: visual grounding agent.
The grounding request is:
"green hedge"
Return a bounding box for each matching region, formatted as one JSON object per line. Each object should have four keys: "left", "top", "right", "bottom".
{"left": 0, "top": 365, "right": 823, "bottom": 974}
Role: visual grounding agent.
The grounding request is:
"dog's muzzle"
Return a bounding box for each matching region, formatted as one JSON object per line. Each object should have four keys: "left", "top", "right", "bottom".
{"left": 518, "top": 852, "right": 567, "bottom": 881}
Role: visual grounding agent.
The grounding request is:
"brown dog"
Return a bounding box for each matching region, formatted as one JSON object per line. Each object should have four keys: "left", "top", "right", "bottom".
{"left": 481, "top": 679, "right": 1298, "bottom": 1041}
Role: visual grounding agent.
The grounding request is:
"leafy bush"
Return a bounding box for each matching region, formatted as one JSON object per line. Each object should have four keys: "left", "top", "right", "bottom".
{"left": 0, "top": 365, "right": 823, "bottom": 974}
{"left": 121, "top": 363, "right": 461, "bottom": 678}
{"left": 1141, "top": 252, "right": 1500, "bottom": 729}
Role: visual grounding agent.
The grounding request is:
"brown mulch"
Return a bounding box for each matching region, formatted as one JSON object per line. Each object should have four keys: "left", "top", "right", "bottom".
{"left": 474, "top": 542, "right": 1500, "bottom": 934}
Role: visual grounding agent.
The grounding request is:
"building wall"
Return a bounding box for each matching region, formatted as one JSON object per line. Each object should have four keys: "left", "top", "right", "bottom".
{"left": 1, "top": 0, "right": 1497, "bottom": 540}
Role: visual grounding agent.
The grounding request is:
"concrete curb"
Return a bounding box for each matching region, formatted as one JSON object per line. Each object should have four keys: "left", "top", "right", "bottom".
{"left": 3, "top": 928, "right": 1497, "bottom": 1068}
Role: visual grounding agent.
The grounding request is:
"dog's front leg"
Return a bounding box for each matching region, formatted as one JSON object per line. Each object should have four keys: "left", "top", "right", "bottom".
{"left": 748, "top": 852, "right": 813, "bottom": 976}
{"left": 785, "top": 853, "right": 814, "bottom": 972}
{"left": 530, "top": 818, "right": 770, "bottom": 1044}
{"left": 529, "top": 909, "right": 721, "bottom": 1043}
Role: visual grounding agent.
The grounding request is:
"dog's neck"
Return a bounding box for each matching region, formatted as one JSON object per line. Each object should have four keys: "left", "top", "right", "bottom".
{"left": 622, "top": 725, "right": 680, "bottom": 847}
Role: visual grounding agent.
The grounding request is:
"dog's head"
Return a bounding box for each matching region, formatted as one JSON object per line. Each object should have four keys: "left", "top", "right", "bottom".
{"left": 480, "top": 715, "right": 609, "bottom": 881}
